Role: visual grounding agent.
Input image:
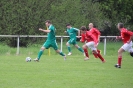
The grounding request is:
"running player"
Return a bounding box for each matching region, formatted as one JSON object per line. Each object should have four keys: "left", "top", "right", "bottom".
{"left": 80, "top": 26, "right": 105, "bottom": 62}
{"left": 65, "top": 24, "right": 84, "bottom": 55}
{"left": 115, "top": 23, "right": 133, "bottom": 68}
{"left": 88, "top": 23, "right": 101, "bottom": 58}
{"left": 34, "top": 20, "right": 66, "bottom": 62}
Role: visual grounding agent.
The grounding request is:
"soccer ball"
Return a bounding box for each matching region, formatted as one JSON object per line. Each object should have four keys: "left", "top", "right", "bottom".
{"left": 26, "top": 57, "right": 31, "bottom": 62}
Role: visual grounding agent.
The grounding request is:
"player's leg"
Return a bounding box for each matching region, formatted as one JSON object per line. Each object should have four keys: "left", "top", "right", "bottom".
{"left": 89, "top": 42, "right": 105, "bottom": 62}
{"left": 34, "top": 41, "right": 50, "bottom": 62}
{"left": 52, "top": 40, "right": 66, "bottom": 60}
{"left": 115, "top": 42, "right": 133, "bottom": 68}
{"left": 93, "top": 49, "right": 101, "bottom": 58}
{"left": 92, "top": 51, "right": 98, "bottom": 58}
{"left": 92, "top": 43, "right": 101, "bottom": 58}
{"left": 38, "top": 47, "right": 46, "bottom": 59}
{"left": 34, "top": 46, "right": 46, "bottom": 62}
{"left": 114, "top": 48, "right": 125, "bottom": 68}
{"left": 93, "top": 50, "right": 105, "bottom": 63}
{"left": 82, "top": 44, "right": 89, "bottom": 60}
{"left": 56, "top": 49, "right": 66, "bottom": 60}
{"left": 74, "top": 43, "right": 84, "bottom": 53}
{"left": 66, "top": 39, "right": 72, "bottom": 55}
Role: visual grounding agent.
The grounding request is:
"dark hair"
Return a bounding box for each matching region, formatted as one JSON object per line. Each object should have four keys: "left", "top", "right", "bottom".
{"left": 118, "top": 23, "right": 124, "bottom": 28}
{"left": 80, "top": 26, "right": 87, "bottom": 31}
{"left": 66, "top": 23, "right": 71, "bottom": 27}
{"left": 45, "top": 20, "right": 51, "bottom": 24}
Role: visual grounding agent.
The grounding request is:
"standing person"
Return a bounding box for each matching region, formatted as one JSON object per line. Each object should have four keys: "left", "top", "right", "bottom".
{"left": 65, "top": 24, "right": 84, "bottom": 55}
{"left": 115, "top": 23, "right": 133, "bottom": 68}
{"left": 34, "top": 20, "right": 66, "bottom": 62}
{"left": 88, "top": 23, "right": 101, "bottom": 58}
{"left": 80, "top": 26, "right": 105, "bottom": 62}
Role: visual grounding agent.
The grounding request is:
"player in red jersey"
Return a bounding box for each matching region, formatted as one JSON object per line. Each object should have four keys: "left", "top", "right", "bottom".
{"left": 89, "top": 23, "right": 101, "bottom": 58}
{"left": 80, "top": 26, "right": 105, "bottom": 62}
{"left": 115, "top": 23, "right": 133, "bottom": 68}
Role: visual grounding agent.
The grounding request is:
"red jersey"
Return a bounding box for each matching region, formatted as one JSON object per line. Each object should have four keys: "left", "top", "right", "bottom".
{"left": 80, "top": 31, "right": 97, "bottom": 44}
{"left": 90, "top": 28, "right": 101, "bottom": 41}
{"left": 120, "top": 28, "right": 133, "bottom": 44}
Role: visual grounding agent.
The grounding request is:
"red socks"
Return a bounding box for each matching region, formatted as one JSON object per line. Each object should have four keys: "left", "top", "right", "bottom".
{"left": 84, "top": 48, "right": 89, "bottom": 58}
{"left": 93, "top": 53, "right": 98, "bottom": 58}
{"left": 93, "top": 50, "right": 100, "bottom": 58}
{"left": 97, "top": 53, "right": 105, "bottom": 62}
{"left": 118, "top": 57, "right": 122, "bottom": 66}
{"left": 97, "top": 50, "right": 100, "bottom": 53}
{"left": 83, "top": 49, "right": 105, "bottom": 62}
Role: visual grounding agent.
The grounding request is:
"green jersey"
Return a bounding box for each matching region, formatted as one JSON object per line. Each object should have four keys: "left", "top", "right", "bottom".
{"left": 66, "top": 27, "right": 79, "bottom": 39}
{"left": 47, "top": 25, "right": 56, "bottom": 41}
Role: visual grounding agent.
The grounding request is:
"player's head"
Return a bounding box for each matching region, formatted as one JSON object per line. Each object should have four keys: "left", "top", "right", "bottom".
{"left": 80, "top": 26, "right": 87, "bottom": 34}
{"left": 45, "top": 20, "right": 51, "bottom": 26}
{"left": 117, "top": 23, "right": 124, "bottom": 30}
{"left": 66, "top": 23, "right": 71, "bottom": 29}
{"left": 88, "top": 23, "right": 94, "bottom": 29}
{"left": 130, "top": 52, "right": 133, "bottom": 57}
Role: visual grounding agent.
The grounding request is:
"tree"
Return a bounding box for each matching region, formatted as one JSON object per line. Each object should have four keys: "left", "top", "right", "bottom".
{"left": 97, "top": 0, "right": 133, "bottom": 35}
{"left": 0, "top": 0, "right": 107, "bottom": 46}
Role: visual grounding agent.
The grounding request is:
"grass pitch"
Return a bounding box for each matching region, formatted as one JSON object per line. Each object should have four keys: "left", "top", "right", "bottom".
{"left": 0, "top": 42, "right": 133, "bottom": 88}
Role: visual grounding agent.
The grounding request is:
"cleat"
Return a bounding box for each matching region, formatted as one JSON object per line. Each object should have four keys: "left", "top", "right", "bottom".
{"left": 102, "top": 60, "right": 106, "bottom": 63}
{"left": 64, "top": 55, "right": 66, "bottom": 60}
{"left": 34, "top": 58, "right": 39, "bottom": 62}
{"left": 114, "top": 64, "right": 121, "bottom": 68}
{"left": 67, "top": 52, "right": 72, "bottom": 55}
{"left": 84, "top": 57, "right": 89, "bottom": 61}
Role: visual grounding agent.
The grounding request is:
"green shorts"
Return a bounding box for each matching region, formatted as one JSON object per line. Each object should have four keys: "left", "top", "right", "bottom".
{"left": 43, "top": 40, "right": 58, "bottom": 50}
{"left": 68, "top": 38, "right": 77, "bottom": 45}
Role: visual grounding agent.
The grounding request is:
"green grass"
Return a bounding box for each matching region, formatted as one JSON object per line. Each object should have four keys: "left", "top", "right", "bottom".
{"left": 0, "top": 42, "right": 133, "bottom": 88}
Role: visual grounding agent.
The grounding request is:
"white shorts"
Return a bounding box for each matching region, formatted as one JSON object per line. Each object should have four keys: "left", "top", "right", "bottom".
{"left": 121, "top": 41, "right": 133, "bottom": 52}
{"left": 85, "top": 41, "right": 97, "bottom": 51}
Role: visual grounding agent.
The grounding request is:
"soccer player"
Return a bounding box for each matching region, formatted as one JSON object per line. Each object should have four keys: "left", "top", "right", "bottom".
{"left": 115, "top": 23, "right": 133, "bottom": 68}
{"left": 65, "top": 24, "right": 84, "bottom": 55}
{"left": 34, "top": 20, "right": 66, "bottom": 62}
{"left": 88, "top": 23, "right": 101, "bottom": 58}
{"left": 80, "top": 26, "right": 105, "bottom": 62}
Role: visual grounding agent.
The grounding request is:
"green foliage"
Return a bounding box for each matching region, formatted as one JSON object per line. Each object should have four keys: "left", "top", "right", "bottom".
{"left": 1, "top": 0, "right": 133, "bottom": 46}
{"left": 98, "top": 0, "right": 133, "bottom": 35}
{"left": 0, "top": 0, "right": 107, "bottom": 47}
{"left": 0, "top": 0, "right": 106, "bottom": 35}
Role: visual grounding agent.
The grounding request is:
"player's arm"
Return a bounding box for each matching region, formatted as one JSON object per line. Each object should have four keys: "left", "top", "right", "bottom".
{"left": 77, "top": 30, "right": 80, "bottom": 38}
{"left": 128, "top": 35, "right": 133, "bottom": 43}
{"left": 64, "top": 29, "right": 68, "bottom": 34}
{"left": 116, "top": 36, "right": 122, "bottom": 39}
{"left": 74, "top": 28, "right": 80, "bottom": 38}
{"left": 98, "top": 35, "right": 100, "bottom": 42}
{"left": 126, "top": 30, "right": 133, "bottom": 43}
{"left": 116, "top": 31, "right": 122, "bottom": 39}
{"left": 97, "top": 31, "right": 101, "bottom": 42}
{"left": 80, "top": 34, "right": 85, "bottom": 43}
{"left": 94, "top": 29, "right": 101, "bottom": 42}
{"left": 39, "top": 28, "right": 51, "bottom": 33}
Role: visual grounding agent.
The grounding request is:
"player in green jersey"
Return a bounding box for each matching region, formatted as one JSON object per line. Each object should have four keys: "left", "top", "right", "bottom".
{"left": 65, "top": 24, "right": 84, "bottom": 55}
{"left": 34, "top": 20, "right": 66, "bottom": 61}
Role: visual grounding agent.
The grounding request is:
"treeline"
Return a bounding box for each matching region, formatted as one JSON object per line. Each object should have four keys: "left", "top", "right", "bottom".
{"left": 0, "top": 0, "right": 133, "bottom": 46}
